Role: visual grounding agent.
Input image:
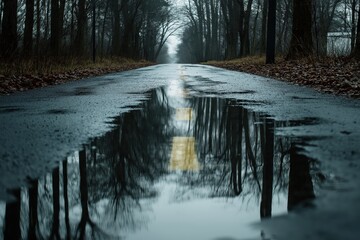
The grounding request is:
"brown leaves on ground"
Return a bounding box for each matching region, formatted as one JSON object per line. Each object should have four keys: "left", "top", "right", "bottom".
{"left": 0, "top": 58, "right": 154, "bottom": 95}
{"left": 207, "top": 56, "right": 360, "bottom": 99}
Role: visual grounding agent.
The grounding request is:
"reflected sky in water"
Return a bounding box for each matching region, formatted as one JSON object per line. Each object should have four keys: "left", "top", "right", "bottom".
{"left": 0, "top": 76, "right": 320, "bottom": 240}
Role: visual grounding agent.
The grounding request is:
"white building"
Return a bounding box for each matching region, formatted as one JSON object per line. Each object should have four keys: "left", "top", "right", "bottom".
{"left": 327, "top": 32, "right": 352, "bottom": 56}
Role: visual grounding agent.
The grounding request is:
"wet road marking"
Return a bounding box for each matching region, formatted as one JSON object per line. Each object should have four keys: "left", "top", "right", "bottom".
{"left": 180, "top": 74, "right": 187, "bottom": 81}
{"left": 175, "top": 108, "right": 193, "bottom": 121}
{"left": 169, "top": 137, "right": 199, "bottom": 171}
{"left": 167, "top": 80, "right": 189, "bottom": 98}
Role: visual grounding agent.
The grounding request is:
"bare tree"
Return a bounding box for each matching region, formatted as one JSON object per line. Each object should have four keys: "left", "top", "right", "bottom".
{"left": 354, "top": 2, "right": 360, "bottom": 58}
{"left": 221, "top": 0, "right": 240, "bottom": 59}
{"left": 4, "top": 190, "right": 21, "bottom": 240}
{"left": 24, "top": 0, "right": 35, "bottom": 56}
{"left": 1, "top": 0, "right": 18, "bottom": 58}
{"left": 266, "top": 0, "right": 276, "bottom": 63}
{"left": 287, "top": 0, "right": 313, "bottom": 59}
{"left": 74, "top": 0, "right": 87, "bottom": 56}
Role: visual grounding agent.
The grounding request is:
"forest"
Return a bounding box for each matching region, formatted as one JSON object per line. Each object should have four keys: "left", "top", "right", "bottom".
{"left": 0, "top": 0, "right": 177, "bottom": 61}
{"left": 177, "top": 0, "right": 360, "bottom": 62}
{"left": 0, "top": 0, "right": 359, "bottom": 62}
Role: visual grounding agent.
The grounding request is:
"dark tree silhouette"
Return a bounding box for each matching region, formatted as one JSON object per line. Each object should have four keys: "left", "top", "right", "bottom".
{"left": 63, "top": 160, "right": 71, "bottom": 240}
{"left": 228, "top": 106, "right": 243, "bottom": 195}
{"left": 260, "top": 120, "right": 274, "bottom": 218}
{"left": 354, "top": 4, "right": 360, "bottom": 59}
{"left": 287, "top": 0, "right": 313, "bottom": 59}
{"left": 4, "top": 190, "right": 21, "bottom": 240}
{"left": 260, "top": 0, "right": 269, "bottom": 53}
{"left": 288, "top": 145, "right": 315, "bottom": 210}
{"left": 74, "top": 0, "right": 87, "bottom": 56}
{"left": 28, "top": 180, "right": 39, "bottom": 240}
{"left": 266, "top": 0, "right": 276, "bottom": 64}
{"left": 50, "top": 0, "right": 61, "bottom": 56}
{"left": 50, "top": 168, "right": 61, "bottom": 240}
{"left": 76, "top": 148, "right": 94, "bottom": 239}
{"left": 24, "top": 0, "right": 35, "bottom": 56}
{"left": 1, "top": 0, "right": 18, "bottom": 57}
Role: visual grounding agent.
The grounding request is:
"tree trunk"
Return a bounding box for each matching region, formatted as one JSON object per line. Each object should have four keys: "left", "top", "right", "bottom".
{"left": 4, "top": 190, "right": 21, "bottom": 240}
{"left": 266, "top": 0, "right": 276, "bottom": 64}
{"left": 210, "top": 0, "right": 220, "bottom": 59}
{"left": 287, "top": 0, "right": 313, "bottom": 59}
{"left": 288, "top": 145, "right": 315, "bottom": 210}
{"left": 195, "top": 0, "right": 204, "bottom": 61}
{"left": 350, "top": 0, "right": 357, "bottom": 52}
{"left": 63, "top": 160, "right": 71, "bottom": 240}
{"left": 76, "top": 148, "right": 94, "bottom": 239}
{"left": 28, "top": 180, "right": 39, "bottom": 240}
{"left": 70, "top": 0, "right": 75, "bottom": 44}
{"left": 242, "top": 0, "right": 253, "bottom": 56}
{"left": 260, "top": 0, "right": 268, "bottom": 54}
{"left": 260, "top": 120, "right": 274, "bottom": 218}
{"left": 205, "top": 2, "right": 211, "bottom": 60}
{"left": 24, "top": 0, "right": 35, "bottom": 56}
{"left": 35, "top": 0, "right": 41, "bottom": 55}
{"left": 50, "top": 0, "right": 60, "bottom": 56}
{"left": 101, "top": 0, "right": 110, "bottom": 56}
{"left": 44, "top": 0, "right": 50, "bottom": 42}
{"left": 50, "top": 168, "right": 61, "bottom": 240}
{"left": 0, "top": 0, "right": 3, "bottom": 29}
{"left": 1, "top": 0, "right": 18, "bottom": 58}
{"left": 74, "top": 0, "right": 87, "bottom": 56}
{"left": 353, "top": 3, "right": 360, "bottom": 59}
{"left": 276, "top": 0, "right": 291, "bottom": 54}
{"left": 112, "top": 0, "right": 121, "bottom": 55}
{"left": 221, "top": 0, "right": 239, "bottom": 59}
{"left": 228, "top": 106, "right": 243, "bottom": 196}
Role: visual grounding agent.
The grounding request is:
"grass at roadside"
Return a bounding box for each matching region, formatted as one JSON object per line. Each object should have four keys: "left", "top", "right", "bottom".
{"left": 0, "top": 57, "right": 154, "bottom": 95}
{"left": 206, "top": 56, "right": 360, "bottom": 99}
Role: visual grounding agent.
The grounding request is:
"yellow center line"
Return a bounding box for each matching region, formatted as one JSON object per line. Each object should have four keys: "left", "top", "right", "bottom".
{"left": 169, "top": 137, "right": 199, "bottom": 171}
{"left": 175, "top": 108, "right": 193, "bottom": 121}
{"left": 180, "top": 74, "right": 187, "bottom": 81}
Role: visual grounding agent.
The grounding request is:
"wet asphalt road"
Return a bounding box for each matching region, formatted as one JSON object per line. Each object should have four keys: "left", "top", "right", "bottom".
{"left": 0, "top": 64, "right": 360, "bottom": 239}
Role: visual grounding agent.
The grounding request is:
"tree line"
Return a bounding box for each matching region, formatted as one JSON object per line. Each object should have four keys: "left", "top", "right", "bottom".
{"left": 177, "top": 0, "right": 360, "bottom": 63}
{"left": 1, "top": 0, "right": 359, "bottom": 64}
{"left": 0, "top": 0, "right": 177, "bottom": 61}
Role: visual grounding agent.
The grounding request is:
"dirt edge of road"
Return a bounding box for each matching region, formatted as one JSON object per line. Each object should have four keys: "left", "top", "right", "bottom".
{"left": 0, "top": 60, "right": 154, "bottom": 95}
{"left": 206, "top": 56, "right": 360, "bottom": 99}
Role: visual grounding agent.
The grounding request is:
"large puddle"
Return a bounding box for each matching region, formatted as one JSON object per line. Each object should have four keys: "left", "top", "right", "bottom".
{"left": 0, "top": 79, "right": 322, "bottom": 240}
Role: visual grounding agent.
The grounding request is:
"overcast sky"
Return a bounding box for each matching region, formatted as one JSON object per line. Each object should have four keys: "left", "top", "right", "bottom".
{"left": 166, "top": 0, "right": 186, "bottom": 59}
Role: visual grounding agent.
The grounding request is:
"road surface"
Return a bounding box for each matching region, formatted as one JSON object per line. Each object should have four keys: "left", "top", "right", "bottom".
{"left": 0, "top": 64, "right": 359, "bottom": 239}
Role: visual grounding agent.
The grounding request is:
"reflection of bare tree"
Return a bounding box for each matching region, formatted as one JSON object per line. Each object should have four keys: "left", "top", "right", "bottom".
{"left": 50, "top": 168, "right": 61, "bottom": 240}
{"left": 75, "top": 148, "right": 118, "bottom": 240}
{"left": 81, "top": 88, "right": 173, "bottom": 232}
{"left": 260, "top": 120, "right": 274, "bottom": 219}
{"left": 228, "top": 105, "right": 243, "bottom": 196}
{"left": 62, "top": 160, "right": 71, "bottom": 240}
{"left": 288, "top": 144, "right": 315, "bottom": 210}
{"left": 4, "top": 189, "right": 21, "bottom": 240}
{"left": 188, "top": 97, "right": 316, "bottom": 218}
{"left": 28, "top": 179, "right": 39, "bottom": 240}
{"left": 0, "top": 89, "right": 320, "bottom": 238}
{"left": 76, "top": 149, "right": 93, "bottom": 239}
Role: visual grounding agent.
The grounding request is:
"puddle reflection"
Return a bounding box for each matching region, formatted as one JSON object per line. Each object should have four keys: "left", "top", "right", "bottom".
{"left": 0, "top": 83, "right": 321, "bottom": 240}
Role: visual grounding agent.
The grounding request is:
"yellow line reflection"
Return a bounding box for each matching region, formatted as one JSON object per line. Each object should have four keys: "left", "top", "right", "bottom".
{"left": 169, "top": 137, "right": 199, "bottom": 171}
{"left": 175, "top": 108, "right": 193, "bottom": 121}
{"left": 167, "top": 84, "right": 189, "bottom": 97}
{"left": 180, "top": 74, "right": 187, "bottom": 81}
